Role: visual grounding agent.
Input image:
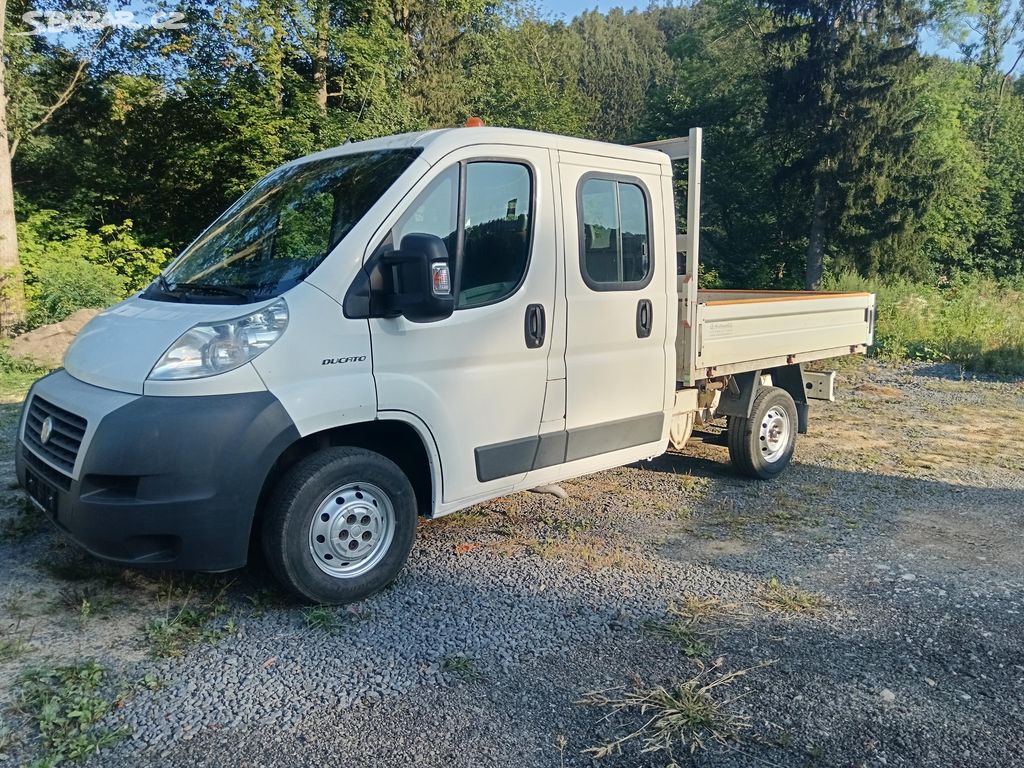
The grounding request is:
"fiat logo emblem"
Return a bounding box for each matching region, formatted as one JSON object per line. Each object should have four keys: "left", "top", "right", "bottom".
{"left": 40, "top": 416, "right": 54, "bottom": 445}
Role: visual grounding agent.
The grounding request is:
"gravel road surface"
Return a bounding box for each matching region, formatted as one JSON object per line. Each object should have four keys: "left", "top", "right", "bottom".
{"left": 1, "top": 359, "right": 1022, "bottom": 767}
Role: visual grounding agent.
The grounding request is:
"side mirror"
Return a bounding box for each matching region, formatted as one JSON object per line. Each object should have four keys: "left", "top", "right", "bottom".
{"left": 363, "top": 233, "right": 454, "bottom": 323}
{"left": 343, "top": 234, "right": 455, "bottom": 323}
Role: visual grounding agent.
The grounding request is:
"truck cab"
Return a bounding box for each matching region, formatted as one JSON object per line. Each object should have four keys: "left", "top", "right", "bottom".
{"left": 16, "top": 126, "right": 873, "bottom": 604}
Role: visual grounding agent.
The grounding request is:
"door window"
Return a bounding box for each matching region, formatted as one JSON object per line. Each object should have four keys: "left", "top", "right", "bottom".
{"left": 460, "top": 163, "right": 532, "bottom": 308}
{"left": 387, "top": 166, "right": 459, "bottom": 256}
{"left": 579, "top": 177, "right": 652, "bottom": 290}
{"left": 374, "top": 161, "right": 533, "bottom": 309}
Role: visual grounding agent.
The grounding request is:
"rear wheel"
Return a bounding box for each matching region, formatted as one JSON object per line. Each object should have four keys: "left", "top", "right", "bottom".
{"left": 727, "top": 386, "right": 797, "bottom": 479}
{"left": 262, "top": 448, "right": 417, "bottom": 604}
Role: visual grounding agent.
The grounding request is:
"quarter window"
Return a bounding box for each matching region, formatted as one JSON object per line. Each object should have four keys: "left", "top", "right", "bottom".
{"left": 579, "top": 178, "right": 652, "bottom": 289}
{"left": 375, "top": 161, "right": 533, "bottom": 309}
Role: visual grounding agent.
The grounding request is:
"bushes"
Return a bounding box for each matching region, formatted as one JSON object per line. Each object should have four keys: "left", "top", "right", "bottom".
{"left": 826, "top": 272, "right": 1024, "bottom": 375}
{"left": 17, "top": 211, "right": 171, "bottom": 329}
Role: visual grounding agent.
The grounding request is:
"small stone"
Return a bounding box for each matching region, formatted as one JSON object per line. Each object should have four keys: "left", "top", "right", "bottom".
{"left": 925, "top": 677, "right": 937, "bottom": 687}
{"left": 901, "top": 573, "right": 917, "bottom": 581}
{"left": 530, "top": 484, "right": 568, "bottom": 499}
{"left": 880, "top": 688, "right": 896, "bottom": 703}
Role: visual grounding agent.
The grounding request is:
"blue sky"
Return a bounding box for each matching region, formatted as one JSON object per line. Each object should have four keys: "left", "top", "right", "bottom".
{"left": 539, "top": 0, "right": 626, "bottom": 17}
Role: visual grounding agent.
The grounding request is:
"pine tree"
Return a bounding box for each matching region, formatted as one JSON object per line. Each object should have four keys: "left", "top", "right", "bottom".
{"left": 760, "top": 0, "right": 928, "bottom": 287}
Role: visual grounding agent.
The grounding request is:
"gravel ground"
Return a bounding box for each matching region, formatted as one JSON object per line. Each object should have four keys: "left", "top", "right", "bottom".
{"left": 1, "top": 359, "right": 1022, "bottom": 767}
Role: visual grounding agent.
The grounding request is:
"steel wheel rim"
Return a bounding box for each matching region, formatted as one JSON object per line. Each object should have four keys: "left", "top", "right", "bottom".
{"left": 308, "top": 482, "right": 395, "bottom": 579}
{"left": 759, "top": 406, "right": 791, "bottom": 463}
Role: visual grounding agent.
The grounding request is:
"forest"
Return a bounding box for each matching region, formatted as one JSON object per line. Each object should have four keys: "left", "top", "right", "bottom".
{"left": 1, "top": 0, "right": 1023, "bottom": 372}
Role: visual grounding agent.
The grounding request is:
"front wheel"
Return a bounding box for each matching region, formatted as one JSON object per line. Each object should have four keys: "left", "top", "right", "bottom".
{"left": 727, "top": 386, "right": 798, "bottom": 479}
{"left": 262, "top": 448, "right": 418, "bottom": 604}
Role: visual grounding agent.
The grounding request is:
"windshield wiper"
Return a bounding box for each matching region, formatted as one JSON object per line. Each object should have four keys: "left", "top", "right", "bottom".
{"left": 170, "top": 282, "right": 254, "bottom": 300}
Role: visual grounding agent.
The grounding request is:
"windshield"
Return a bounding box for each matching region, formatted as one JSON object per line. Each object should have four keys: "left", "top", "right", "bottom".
{"left": 145, "top": 148, "right": 422, "bottom": 304}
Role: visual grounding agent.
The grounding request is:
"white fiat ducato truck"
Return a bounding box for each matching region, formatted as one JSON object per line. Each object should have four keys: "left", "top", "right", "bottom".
{"left": 16, "top": 126, "right": 874, "bottom": 604}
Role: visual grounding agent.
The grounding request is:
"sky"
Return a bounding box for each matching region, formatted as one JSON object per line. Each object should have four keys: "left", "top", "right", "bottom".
{"left": 539, "top": 0, "right": 625, "bottom": 17}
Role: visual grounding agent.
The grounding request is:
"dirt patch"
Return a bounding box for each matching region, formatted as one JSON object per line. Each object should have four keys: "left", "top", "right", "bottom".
{"left": 854, "top": 382, "right": 904, "bottom": 398}
{"left": 8, "top": 309, "right": 100, "bottom": 368}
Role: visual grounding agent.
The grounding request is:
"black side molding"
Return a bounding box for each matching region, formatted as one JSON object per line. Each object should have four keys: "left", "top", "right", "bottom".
{"left": 474, "top": 412, "right": 664, "bottom": 482}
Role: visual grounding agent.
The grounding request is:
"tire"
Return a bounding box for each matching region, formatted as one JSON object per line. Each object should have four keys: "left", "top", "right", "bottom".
{"left": 727, "top": 386, "right": 798, "bottom": 480}
{"left": 261, "top": 447, "right": 417, "bottom": 604}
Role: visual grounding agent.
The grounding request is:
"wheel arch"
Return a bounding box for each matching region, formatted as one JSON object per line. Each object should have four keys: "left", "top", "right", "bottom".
{"left": 255, "top": 413, "right": 442, "bottom": 524}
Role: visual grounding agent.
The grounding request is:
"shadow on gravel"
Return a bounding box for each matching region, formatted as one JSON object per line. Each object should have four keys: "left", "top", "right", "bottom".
{"left": 641, "top": 448, "right": 1024, "bottom": 579}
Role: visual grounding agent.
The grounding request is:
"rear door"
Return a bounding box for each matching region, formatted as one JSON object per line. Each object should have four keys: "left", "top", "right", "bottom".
{"left": 555, "top": 153, "right": 669, "bottom": 463}
{"left": 367, "top": 145, "right": 557, "bottom": 505}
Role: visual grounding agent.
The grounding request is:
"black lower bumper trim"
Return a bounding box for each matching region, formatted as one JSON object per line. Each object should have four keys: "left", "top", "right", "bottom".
{"left": 16, "top": 373, "right": 300, "bottom": 571}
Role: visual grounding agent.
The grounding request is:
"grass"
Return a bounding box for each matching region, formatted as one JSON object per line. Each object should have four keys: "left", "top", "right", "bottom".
{"left": 0, "top": 498, "right": 46, "bottom": 540}
{"left": 826, "top": 272, "right": 1024, "bottom": 376}
{"left": 643, "top": 596, "right": 728, "bottom": 659}
{"left": 0, "top": 715, "right": 12, "bottom": 758}
{"left": 0, "top": 628, "right": 30, "bottom": 662}
{"left": 0, "top": 350, "right": 49, "bottom": 404}
{"left": 55, "top": 587, "right": 116, "bottom": 628}
{"left": 442, "top": 654, "right": 482, "bottom": 681}
{"left": 14, "top": 660, "right": 130, "bottom": 765}
{"left": 302, "top": 606, "right": 339, "bottom": 632}
{"left": 142, "top": 581, "right": 235, "bottom": 658}
{"left": 579, "top": 661, "right": 766, "bottom": 761}
{"left": 756, "top": 578, "right": 828, "bottom": 615}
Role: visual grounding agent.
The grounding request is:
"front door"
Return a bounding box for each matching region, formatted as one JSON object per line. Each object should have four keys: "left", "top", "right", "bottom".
{"left": 368, "top": 145, "right": 557, "bottom": 505}
{"left": 556, "top": 154, "right": 669, "bottom": 461}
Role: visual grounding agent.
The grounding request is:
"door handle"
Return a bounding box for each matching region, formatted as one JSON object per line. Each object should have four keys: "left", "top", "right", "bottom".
{"left": 636, "top": 299, "right": 653, "bottom": 338}
{"left": 525, "top": 304, "right": 546, "bottom": 349}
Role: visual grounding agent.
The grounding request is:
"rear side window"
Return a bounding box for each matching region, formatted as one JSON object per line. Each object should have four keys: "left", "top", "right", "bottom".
{"left": 374, "top": 161, "right": 534, "bottom": 309}
{"left": 579, "top": 177, "right": 652, "bottom": 290}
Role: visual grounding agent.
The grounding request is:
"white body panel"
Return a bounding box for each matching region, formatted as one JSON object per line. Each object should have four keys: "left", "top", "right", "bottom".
{"left": 251, "top": 282, "right": 376, "bottom": 436}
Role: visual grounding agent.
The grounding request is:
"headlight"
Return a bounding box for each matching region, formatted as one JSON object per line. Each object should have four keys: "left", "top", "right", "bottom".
{"left": 149, "top": 299, "right": 289, "bottom": 380}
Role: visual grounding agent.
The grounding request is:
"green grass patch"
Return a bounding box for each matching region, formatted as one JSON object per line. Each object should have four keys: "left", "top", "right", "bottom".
{"left": 0, "top": 629, "right": 30, "bottom": 662}
{"left": 1, "top": 499, "right": 46, "bottom": 541}
{"left": 142, "top": 582, "right": 235, "bottom": 658}
{"left": 442, "top": 654, "right": 482, "bottom": 681}
{"left": 301, "top": 606, "right": 339, "bottom": 632}
{"left": 643, "top": 596, "right": 726, "bottom": 659}
{"left": 14, "top": 661, "right": 130, "bottom": 765}
{"left": 0, "top": 346, "right": 49, "bottom": 403}
{"left": 826, "top": 272, "right": 1024, "bottom": 375}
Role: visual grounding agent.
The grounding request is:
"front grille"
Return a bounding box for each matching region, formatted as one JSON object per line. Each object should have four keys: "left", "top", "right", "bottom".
{"left": 24, "top": 395, "right": 87, "bottom": 478}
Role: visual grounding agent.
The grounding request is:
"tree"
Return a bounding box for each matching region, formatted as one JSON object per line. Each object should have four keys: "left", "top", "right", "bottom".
{"left": 0, "top": 0, "right": 19, "bottom": 327}
{"left": 0, "top": 1, "right": 113, "bottom": 329}
{"left": 572, "top": 8, "right": 673, "bottom": 142}
{"left": 646, "top": 0, "right": 809, "bottom": 287}
{"left": 760, "top": 0, "right": 929, "bottom": 287}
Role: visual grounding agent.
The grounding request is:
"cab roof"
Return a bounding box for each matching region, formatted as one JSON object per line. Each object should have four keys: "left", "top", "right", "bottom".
{"left": 291, "top": 126, "right": 672, "bottom": 171}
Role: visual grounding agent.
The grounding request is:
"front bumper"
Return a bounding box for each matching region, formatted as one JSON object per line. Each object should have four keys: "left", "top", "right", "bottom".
{"left": 16, "top": 370, "right": 299, "bottom": 571}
